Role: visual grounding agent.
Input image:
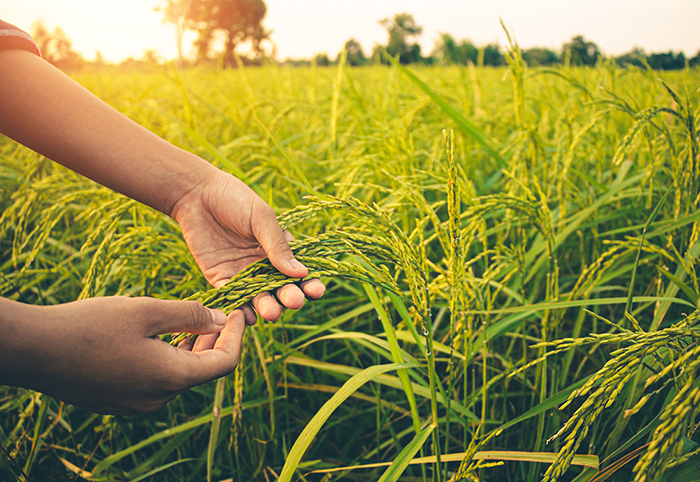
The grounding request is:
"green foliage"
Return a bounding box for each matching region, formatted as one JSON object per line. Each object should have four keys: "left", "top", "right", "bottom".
{"left": 313, "top": 52, "right": 330, "bottom": 67}
{"left": 164, "top": 0, "right": 269, "bottom": 67}
{"left": 563, "top": 35, "right": 602, "bottom": 66}
{"left": 343, "top": 38, "right": 367, "bottom": 66}
{"left": 1, "top": 58, "right": 700, "bottom": 482}
{"left": 379, "top": 13, "right": 423, "bottom": 64}
{"left": 522, "top": 47, "right": 559, "bottom": 67}
{"left": 29, "top": 19, "right": 85, "bottom": 70}
{"left": 432, "top": 34, "right": 478, "bottom": 66}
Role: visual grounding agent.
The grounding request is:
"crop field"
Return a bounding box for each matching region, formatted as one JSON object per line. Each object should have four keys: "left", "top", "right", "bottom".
{"left": 2, "top": 50, "right": 700, "bottom": 482}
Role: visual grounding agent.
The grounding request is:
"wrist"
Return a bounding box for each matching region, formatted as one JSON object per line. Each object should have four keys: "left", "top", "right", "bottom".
{"left": 169, "top": 166, "right": 247, "bottom": 225}
{"left": 158, "top": 149, "right": 222, "bottom": 218}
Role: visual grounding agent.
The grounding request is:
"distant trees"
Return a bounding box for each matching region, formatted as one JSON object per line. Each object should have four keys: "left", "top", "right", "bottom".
{"left": 158, "top": 0, "right": 269, "bottom": 67}
{"left": 314, "top": 53, "right": 330, "bottom": 66}
{"left": 615, "top": 48, "right": 647, "bottom": 68}
{"left": 522, "top": 47, "right": 559, "bottom": 66}
{"left": 430, "top": 34, "right": 506, "bottom": 66}
{"left": 690, "top": 52, "right": 700, "bottom": 68}
{"left": 343, "top": 38, "right": 367, "bottom": 66}
{"left": 562, "top": 35, "right": 601, "bottom": 66}
{"left": 615, "top": 48, "right": 689, "bottom": 70}
{"left": 432, "top": 33, "right": 477, "bottom": 65}
{"left": 27, "top": 9, "right": 700, "bottom": 72}
{"left": 31, "top": 20, "right": 84, "bottom": 70}
{"left": 481, "top": 43, "right": 504, "bottom": 66}
{"left": 647, "top": 51, "right": 686, "bottom": 70}
{"left": 155, "top": 0, "right": 192, "bottom": 68}
{"left": 379, "top": 13, "right": 423, "bottom": 64}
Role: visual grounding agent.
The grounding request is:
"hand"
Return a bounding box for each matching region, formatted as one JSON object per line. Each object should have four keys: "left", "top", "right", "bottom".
{"left": 171, "top": 171, "right": 325, "bottom": 323}
{"left": 0, "top": 297, "right": 245, "bottom": 415}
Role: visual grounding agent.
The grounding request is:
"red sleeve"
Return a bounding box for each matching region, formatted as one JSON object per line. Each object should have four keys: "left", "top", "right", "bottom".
{"left": 0, "top": 20, "right": 41, "bottom": 57}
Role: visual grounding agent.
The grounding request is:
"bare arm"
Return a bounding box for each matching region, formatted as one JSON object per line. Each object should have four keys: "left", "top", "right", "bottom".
{"left": 0, "top": 48, "right": 210, "bottom": 215}
{"left": 0, "top": 49, "right": 324, "bottom": 414}
{"left": 0, "top": 49, "right": 325, "bottom": 320}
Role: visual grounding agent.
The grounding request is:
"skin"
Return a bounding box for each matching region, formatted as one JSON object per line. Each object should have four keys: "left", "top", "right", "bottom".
{"left": 0, "top": 48, "right": 325, "bottom": 414}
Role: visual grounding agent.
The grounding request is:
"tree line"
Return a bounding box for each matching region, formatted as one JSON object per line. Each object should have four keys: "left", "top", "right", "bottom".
{"left": 310, "top": 14, "right": 698, "bottom": 71}
{"left": 30, "top": 0, "right": 700, "bottom": 71}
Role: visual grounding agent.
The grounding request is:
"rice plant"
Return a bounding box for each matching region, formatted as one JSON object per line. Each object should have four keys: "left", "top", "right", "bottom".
{"left": 1, "top": 50, "right": 699, "bottom": 482}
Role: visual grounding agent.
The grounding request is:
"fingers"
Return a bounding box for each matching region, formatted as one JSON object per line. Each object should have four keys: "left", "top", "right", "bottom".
{"left": 300, "top": 278, "right": 326, "bottom": 299}
{"left": 145, "top": 299, "right": 227, "bottom": 337}
{"left": 241, "top": 303, "right": 257, "bottom": 326}
{"left": 250, "top": 278, "right": 326, "bottom": 321}
{"left": 193, "top": 332, "right": 219, "bottom": 352}
{"left": 251, "top": 292, "right": 282, "bottom": 321}
{"left": 277, "top": 283, "right": 306, "bottom": 309}
{"left": 185, "top": 310, "right": 246, "bottom": 383}
{"left": 250, "top": 285, "right": 305, "bottom": 320}
{"left": 252, "top": 203, "right": 308, "bottom": 279}
{"left": 178, "top": 306, "right": 253, "bottom": 354}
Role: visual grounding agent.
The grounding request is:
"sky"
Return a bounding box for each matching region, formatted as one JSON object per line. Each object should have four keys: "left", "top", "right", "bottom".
{"left": 2, "top": 0, "right": 700, "bottom": 63}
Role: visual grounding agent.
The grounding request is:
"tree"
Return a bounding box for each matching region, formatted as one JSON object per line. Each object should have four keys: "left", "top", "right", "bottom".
{"left": 616, "top": 48, "right": 646, "bottom": 69}
{"left": 314, "top": 53, "right": 330, "bottom": 67}
{"left": 155, "top": 0, "right": 193, "bottom": 68}
{"left": 379, "top": 13, "right": 422, "bottom": 64}
{"left": 343, "top": 38, "right": 366, "bottom": 66}
{"left": 647, "top": 51, "right": 686, "bottom": 70}
{"left": 522, "top": 47, "right": 559, "bottom": 66}
{"left": 371, "top": 44, "right": 385, "bottom": 65}
{"left": 482, "top": 43, "right": 504, "bottom": 66}
{"left": 30, "top": 20, "right": 84, "bottom": 70}
{"left": 690, "top": 51, "right": 700, "bottom": 68}
{"left": 562, "top": 35, "right": 601, "bottom": 66}
{"left": 432, "top": 33, "right": 478, "bottom": 65}
{"left": 160, "top": 0, "right": 269, "bottom": 68}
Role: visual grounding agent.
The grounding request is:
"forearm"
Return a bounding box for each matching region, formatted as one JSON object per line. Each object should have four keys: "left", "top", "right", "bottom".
{"left": 0, "top": 297, "right": 42, "bottom": 388}
{"left": 0, "top": 49, "right": 218, "bottom": 216}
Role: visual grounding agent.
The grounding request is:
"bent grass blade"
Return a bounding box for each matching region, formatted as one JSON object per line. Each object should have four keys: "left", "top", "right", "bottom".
{"left": 383, "top": 51, "right": 505, "bottom": 167}
{"left": 377, "top": 424, "right": 435, "bottom": 482}
{"left": 308, "top": 450, "right": 599, "bottom": 475}
{"left": 277, "top": 362, "right": 419, "bottom": 482}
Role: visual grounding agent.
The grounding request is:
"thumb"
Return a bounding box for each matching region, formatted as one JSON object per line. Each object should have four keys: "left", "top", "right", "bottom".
{"left": 253, "top": 203, "right": 308, "bottom": 279}
{"left": 184, "top": 310, "right": 246, "bottom": 383}
{"left": 146, "top": 299, "right": 227, "bottom": 336}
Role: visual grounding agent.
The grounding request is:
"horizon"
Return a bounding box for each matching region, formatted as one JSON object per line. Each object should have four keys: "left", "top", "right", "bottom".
{"left": 2, "top": 0, "right": 700, "bottom": 63}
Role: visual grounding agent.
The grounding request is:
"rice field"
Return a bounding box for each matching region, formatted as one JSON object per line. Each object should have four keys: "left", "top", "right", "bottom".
{"left": 1, "top": 49, "right": 700, "bottom": 482}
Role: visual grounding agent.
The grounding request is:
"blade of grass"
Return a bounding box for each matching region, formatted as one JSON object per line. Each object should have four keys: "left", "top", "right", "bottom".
{"left": 309, "top": 450, "right": 599, "bottom": 474}
{"left": 377, "top": 424, "right": 435, "bottom": 482}
{"left": 330, "top": 47, "right": 347, "bottom": 154}
{"left": 651, "top": 241, "right": 700, "bottom": 330}
{"left": 277, "top": 362, "right": 418, "bottom": 482}
{"left": 382, "top": 51, "right": 505, "bottom": 167}
{"left": 24, "top": 394, "right": 49, "bottom": 476}
{"left": 389, "top": 292, "right": 426, "bottom": 352}
{"left": 207, "top": 377, "right": 225, "bottom": 482}
{"left": 285, "top": 356, "right": 479, "bottom": 422}
{"left": 464, "top": 296, "right": 695, "bottom": 315}
{"left": 0, "top": 444, "right": 28, "bottom": 482}
{"left": 365, "top": 284, "right": 423, "bottom": 434}
{"left": 625, "top": 187, "right": 672, "bottom": 317}
{"left": 251, "top": 326, "right": 275, "bottom": 439}
{"left": 657, "top": 267, "right": 699, "bottom": 305}
{"left": 91, "top": 397, "right": 275, "bottom": 476}
{"left": 499, "top": 375, "right": 594, "bottom": 432}
{"left": 298, "top": 332, "right": 419, "bottom": 365}
{"left": 254, "top": 115, "right": 320, "bottom": 198}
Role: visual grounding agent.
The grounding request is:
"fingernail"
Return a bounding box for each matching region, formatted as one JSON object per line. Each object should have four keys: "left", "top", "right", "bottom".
{"left": 209, "top": 309, "right": 227, "bottom": 326}
{"left": 290, "top": 258, "right": 305, "bottom": 270}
